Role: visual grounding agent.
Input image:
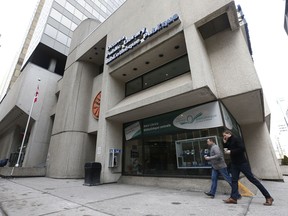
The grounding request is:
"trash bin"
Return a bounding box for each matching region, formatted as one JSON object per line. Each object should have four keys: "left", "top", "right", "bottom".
{"left": 84, "top": 162, "right": 101, "bottom": 186}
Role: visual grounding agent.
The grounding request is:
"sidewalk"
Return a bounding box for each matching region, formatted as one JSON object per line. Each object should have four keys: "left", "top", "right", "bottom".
{"left": 0, "top": 176, "right": 287, "bottom": 216}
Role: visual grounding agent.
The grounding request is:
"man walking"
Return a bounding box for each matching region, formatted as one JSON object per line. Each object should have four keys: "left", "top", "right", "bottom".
{"left": 222, "top": 130, "right": 274, "bottom": 205}
{"left": 204, "top": 138, "right": 240, "bottom": 199}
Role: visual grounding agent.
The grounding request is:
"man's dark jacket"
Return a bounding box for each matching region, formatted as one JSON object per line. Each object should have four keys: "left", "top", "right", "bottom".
{"left": 224, "top": 135, "right": 247, "bottom": 164}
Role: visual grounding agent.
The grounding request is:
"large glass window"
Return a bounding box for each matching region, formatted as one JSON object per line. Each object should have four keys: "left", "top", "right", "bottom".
{"left": 123, "top": 101, "right": 242, "bottom": 178}
{"left": 124, "top": 129, "right": 224, "bottom": 177}
{"left": 125, "top": 77, "right": 142, "bottom": 96}
{"left": 143, "top": 55, "right": 190, "bottom": 89}
{"left": 125, "top": 55, "right": 190, "bottom": 96}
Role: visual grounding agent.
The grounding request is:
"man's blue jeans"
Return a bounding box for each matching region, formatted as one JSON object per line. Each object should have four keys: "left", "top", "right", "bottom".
{"left": 230, "top": 162, "right": 271, "bottom": 199}
{"left": 209, "top": 167, "right": 232, "bottom": 196}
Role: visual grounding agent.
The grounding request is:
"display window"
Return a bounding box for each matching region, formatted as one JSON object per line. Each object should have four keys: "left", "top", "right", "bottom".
{"left": 123, "top": 101, "right": 241, "bottom": 177}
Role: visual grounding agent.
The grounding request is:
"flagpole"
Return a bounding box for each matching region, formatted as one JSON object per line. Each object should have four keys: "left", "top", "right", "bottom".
{"left": 10, "top": 79, "right": 40, "bottom": 176}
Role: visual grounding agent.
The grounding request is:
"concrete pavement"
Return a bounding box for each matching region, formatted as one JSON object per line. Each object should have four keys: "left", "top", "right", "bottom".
{"left": 0, "top": 176, "right": 287, "bottom": 216}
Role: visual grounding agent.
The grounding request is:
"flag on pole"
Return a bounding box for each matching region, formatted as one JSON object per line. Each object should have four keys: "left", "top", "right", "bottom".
{"left": 34, "top": 85, "right": 39, "bottom": 103}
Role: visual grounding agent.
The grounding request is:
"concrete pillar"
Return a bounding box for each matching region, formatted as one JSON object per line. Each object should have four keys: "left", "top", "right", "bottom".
{"left": 0, "top": 126, "right": 20, "bottom": 159}
{"left": 95, "top": 68, "right": 125, "bottom": 183}
{"left": 46, "top": 61, "right": 98, "bottom": 178}
{"left": 183, "top": 25, "right": 217, "bottom": 95}
{"left": 241, "top": 123, "right": 283, "bottom": 180}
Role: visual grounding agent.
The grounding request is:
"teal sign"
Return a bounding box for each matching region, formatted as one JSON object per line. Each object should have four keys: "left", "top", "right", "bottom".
{"left": 124, "top": 101, "right": 240, "bottom": 140}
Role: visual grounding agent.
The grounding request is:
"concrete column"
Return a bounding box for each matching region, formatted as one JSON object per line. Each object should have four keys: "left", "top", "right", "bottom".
{"left": 46, "top": 61, "right": 98, "bottom": 178}
{"left": 241, "top": 123, "right": 283, "bottom": 180}
{"left": 0, "top": 126, "right": 20, "bottom": 159}
{"left": 183, "top": 25, "right": 217, "bottom": 94}
{"left": 95, "top": 68, "right": 125, "bottom": 183}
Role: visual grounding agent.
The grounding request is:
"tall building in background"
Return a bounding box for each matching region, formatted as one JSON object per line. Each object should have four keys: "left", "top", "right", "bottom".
{"left": 7, "top": 0, "right": 45, "bottom": 91}
{"left": 275, "top": 98, "right": 288, "bottom": 157}
{"left": 285, "top": 0, "right": 288, "bottom": 34}
{"left": 7, "top": 0, "right": 125, "bottom": 90}
{"left": 0, "top": 0, "right": 125, "bottom": 171}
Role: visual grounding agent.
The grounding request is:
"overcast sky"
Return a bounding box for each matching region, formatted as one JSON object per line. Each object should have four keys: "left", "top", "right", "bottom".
{"left": 0, "top": 0, "right": 287, "bottom": 144}
{"left": 0, "top": 0, "right": 39, "bottom": 99}
{"left": 235, "top": 0, "right": 288, "bottom": 142}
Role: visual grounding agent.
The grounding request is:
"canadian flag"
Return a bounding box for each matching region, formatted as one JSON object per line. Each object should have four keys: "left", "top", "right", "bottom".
{"left": 34, "top": 85, "right": 39, "bottom": 103}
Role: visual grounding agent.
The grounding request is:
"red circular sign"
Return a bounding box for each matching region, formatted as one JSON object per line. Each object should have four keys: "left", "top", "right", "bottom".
{"left": 92, "top": 91, "right": 101, "bottom": 119}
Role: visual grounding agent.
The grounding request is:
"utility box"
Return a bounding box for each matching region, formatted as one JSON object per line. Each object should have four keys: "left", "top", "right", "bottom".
{"left": 109, "top": 149, "right": 121, "bottom": 168}
{"left": 84, "top": 162, "right": 101, "bottom": 186}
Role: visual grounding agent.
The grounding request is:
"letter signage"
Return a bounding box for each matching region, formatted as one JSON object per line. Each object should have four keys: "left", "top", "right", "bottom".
{"left": 106, "top": 14, "right": 180, "bottom": 64}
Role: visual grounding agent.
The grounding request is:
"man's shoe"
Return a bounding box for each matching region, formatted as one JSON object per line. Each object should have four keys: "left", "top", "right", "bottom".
{"left": 204, "top": 192, "right": 214, "bottom": 198}
{"left": 223, "top": 197, "right": 237, "bottom": 204}
{"left": 263, "top": 197, "right": 274, "bottom": 206}
{"left": 236, "top": 194, "right": 242, "bottom": 200}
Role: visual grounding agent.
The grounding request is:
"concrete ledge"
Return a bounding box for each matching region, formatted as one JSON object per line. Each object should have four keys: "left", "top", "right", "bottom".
{"left": 0, "top": 167, "right": 46, "bottom": 177}
{"left": 118, "top": 175, "right": 258, "bottom": 196}
{"left": 119, "top": 176, "right": 231, "bottom": 194}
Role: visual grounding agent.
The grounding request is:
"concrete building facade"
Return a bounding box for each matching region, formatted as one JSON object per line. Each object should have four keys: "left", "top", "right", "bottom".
{"left": 47, "top": 0, "right": 282, "bottom": 182}
{"left": 0, "top": 0, "right": 283, "bottom": 185}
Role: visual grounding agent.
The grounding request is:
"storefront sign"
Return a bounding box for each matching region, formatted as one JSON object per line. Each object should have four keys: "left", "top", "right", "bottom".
{"left": 106, "top": 14, "right": 180, "bottom": 64}
{"left": 142, "top": 102, "right": 223, "bottom": 136}
{"left": 124, "top": 101, "right": 240, "bottom": 139}
{"left": 173, "top": 102, "right": 223, "bottom": 130}
{"left": 125, "top": 121, "right": 141, "bottom": 140}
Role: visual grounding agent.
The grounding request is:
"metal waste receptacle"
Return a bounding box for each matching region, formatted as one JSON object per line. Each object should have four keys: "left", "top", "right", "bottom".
{"left": 84, "top": 162, "right": 101, "bottom": 186}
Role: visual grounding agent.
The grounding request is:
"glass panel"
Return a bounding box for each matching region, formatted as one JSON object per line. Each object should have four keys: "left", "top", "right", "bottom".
{"left": 74, "top": 8, "right": 83, "bottom": 20}
{"left": 124, "top": 140, "right": 143, "bottom": 175}
{"left": 61, "top": 15, "right": 72, "bottom": 29}
{"left": 85, "top": 3, "right": 93, "bottom": 13}
{"left": 44, "top": 24, "right": 57, "bottom": 38}
{"left": 126, "top": 77, "right": 142, "bottom": 96}
{"left": 66, "top": 2, "right": 75, "bottom": 14}
{"left": 143, "top": 135, "right": 176, "bottom": 175}
{"left": 175, "top": 136, "right": 216, "bottom": 169}
{"left": 143, "top": 55, "right": 190, "bottom": 89}
{"left": 50, "top": 8, "right": 62, "bottom": 22}
{"left": 56, "top": 31, "right": 68, "bottom": 45}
